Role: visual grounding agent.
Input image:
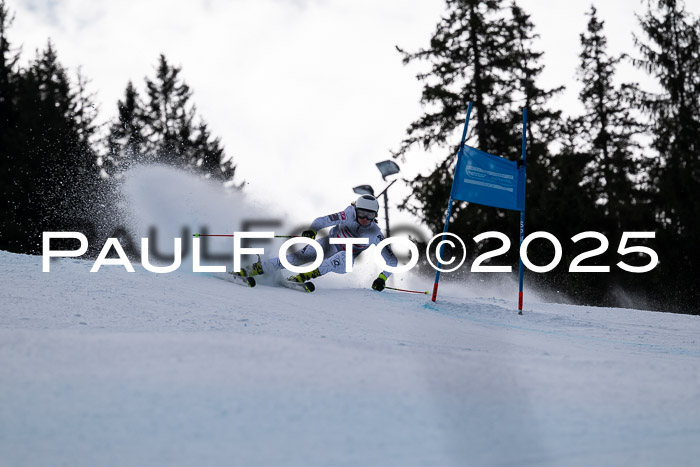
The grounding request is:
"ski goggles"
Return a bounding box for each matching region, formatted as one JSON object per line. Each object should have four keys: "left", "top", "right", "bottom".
{"left": 356, "top": 208, "right": 377, "bottom": 221}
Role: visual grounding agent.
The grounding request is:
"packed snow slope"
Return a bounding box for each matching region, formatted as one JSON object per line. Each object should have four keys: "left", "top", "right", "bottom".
{"left": 3, "top": 166, "right": 700, "bottom": 466}
{"left": 1, "top": 249, "right": 699, "bottom": 467}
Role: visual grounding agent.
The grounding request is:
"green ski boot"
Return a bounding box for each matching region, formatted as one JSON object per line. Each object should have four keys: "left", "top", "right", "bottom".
{"left": 237, "top": 256, "right": 264, "bottom": 277}
{"left": 289, "top": 268, "right": 321, "bottom": 283}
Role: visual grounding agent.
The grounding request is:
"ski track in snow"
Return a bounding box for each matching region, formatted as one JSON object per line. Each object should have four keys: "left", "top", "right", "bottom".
{"left": 1, "top": 249, "right": 700, "bottom": 467}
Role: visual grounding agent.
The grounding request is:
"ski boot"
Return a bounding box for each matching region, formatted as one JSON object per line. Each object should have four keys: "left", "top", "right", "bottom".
{"left": 237, "top": 255, "right": 264, "bottom": 277}
{"left": 288, "top": 268, "right": 321, "bottom": 283}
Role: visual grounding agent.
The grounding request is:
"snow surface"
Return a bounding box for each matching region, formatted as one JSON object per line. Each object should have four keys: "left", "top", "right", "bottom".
{"left": 2, "top": 249, "right": 700, "bottom": 467}
{"left": 2, "top": 166, "right": 699, "bottom": 466}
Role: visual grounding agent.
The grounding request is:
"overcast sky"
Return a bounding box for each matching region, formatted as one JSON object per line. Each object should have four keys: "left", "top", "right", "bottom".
{"left": 10, "top": 0, "right": 700, "bottom": 232}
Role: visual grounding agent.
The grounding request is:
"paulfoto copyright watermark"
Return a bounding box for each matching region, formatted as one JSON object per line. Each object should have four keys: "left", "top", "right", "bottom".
{"left": 42, "top": 230, "right": 658, "bottom": 275}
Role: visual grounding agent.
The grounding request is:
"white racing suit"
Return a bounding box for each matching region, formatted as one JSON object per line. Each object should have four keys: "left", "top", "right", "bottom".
{"left": 262, "top": 205, "right": 398, "bottom": 277}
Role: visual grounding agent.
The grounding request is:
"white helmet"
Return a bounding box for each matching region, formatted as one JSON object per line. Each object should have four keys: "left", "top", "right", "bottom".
{"left": 354, "top": 194, "right": 379, "bottom": 221}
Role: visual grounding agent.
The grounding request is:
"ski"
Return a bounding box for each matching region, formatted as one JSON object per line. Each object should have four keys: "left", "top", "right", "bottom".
{"left": 212, "top": 271, "right": 256, "bottom": 288}
{"left": 281, "top": 279, "right": 315, "bottom": 293}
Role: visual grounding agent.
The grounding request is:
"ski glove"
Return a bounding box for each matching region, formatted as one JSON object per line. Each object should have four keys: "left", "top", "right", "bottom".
{"left": 302, "top": 229, "right": 317, "bottom": 239}
{"left": 372, "top": 273, "right": 387, "bottom": 292}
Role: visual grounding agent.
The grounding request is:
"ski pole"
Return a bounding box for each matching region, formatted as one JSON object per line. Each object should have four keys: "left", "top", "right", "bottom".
{"left": 385, "top": 286, "right": 429, "bottom": 295}
{"left": 193, "top": 233, "right": 300, "bottom": 238}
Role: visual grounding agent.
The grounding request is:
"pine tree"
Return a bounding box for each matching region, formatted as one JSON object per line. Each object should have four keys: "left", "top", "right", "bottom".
{"left": 577, "top": 6, "right": 642, "bottom": 230}
{"left": 394, "top": 0, "right": 561, "bottom": 268}
{"left": 501, "top": 1, "right": 564, "bottom": 238}
{"left": 394, "top": 0, "right": 514, "bottom": 236}
{"left": 32, "top": 43, "right": 99, "bottom": 230}
{"left": 105, "top": 81, "right": 146, "bottom": 174}
{"left": 0, "top": 0, "right": 17, "bottom": 113}
{"left": 109, "top": 54, "right": 238, "bottom": 183}
{"left": 0, "top": 40, "right": 101, "bottom": 253}
{"left": 632, "top": 0, "right": 700, "bottom": 312}
{"left": 0, "top": 0, "right": 24, "bottom": 251}
{"left": 72, "top": 69, "right": 100, "bottom": 182}
{"left": 539, "top": 7, "right": 651, "bottom": 306}
{"left": 633, "top": 0, "right": 700, "bottom": 236}
{"left": 192, "top": 119, "right": 237, "bottom": 183}
{"left": 142, "top": 54, "right": 192, "bottom": 164}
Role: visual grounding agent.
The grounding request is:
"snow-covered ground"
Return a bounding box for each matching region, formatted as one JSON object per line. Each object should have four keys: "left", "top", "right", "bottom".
{"left": 2, "top": 167, "right": 699, "bottom": 466}
{"left": 2, "top": 248, "right": 699, "bottom": 467}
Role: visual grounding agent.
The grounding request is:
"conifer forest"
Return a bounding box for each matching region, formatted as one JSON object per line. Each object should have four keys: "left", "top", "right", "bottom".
{"left": 1, "top": 0, "right": 698, "bottom": 313}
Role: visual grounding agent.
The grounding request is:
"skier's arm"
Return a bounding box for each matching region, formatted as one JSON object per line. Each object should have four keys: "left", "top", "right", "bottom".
{"left": 309, "top": 206, "right": 353, "bottom": 232}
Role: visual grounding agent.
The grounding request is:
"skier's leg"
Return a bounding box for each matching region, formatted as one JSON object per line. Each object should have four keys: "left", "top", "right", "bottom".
{"left": 289, "top": 247, "right": 351, "bottom": 282}
{"left": 318, "top": 249, "right": 351, "bottom": 276}
{"left": 261, "top": 237, "right": 332, "bottom": 273}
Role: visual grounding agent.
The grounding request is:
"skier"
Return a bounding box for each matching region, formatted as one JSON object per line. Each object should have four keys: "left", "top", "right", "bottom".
{"left": 239, "top": 194, "right": 397, "bottom": 291}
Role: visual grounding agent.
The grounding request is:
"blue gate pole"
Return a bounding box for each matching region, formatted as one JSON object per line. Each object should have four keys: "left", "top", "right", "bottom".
{"left": 432, "top": 102, "right": 473, "bottom": 302}
{"left": 518, "top": 108, "right": 527, "bottom": 314}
